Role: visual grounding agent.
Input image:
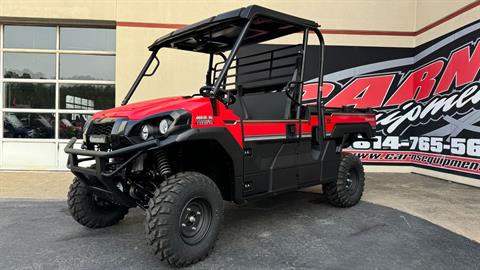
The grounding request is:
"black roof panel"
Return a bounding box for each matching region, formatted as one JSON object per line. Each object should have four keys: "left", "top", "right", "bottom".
{"left": 149, "top": 5, "right": 319, "bottom": 53}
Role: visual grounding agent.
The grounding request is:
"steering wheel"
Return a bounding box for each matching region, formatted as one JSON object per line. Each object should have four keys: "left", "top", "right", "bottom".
{"left": 199, "top": 85, "right": 214, "bottom": 97}
{"left": 198, "top": 85, "right": 236, "bottom": 105}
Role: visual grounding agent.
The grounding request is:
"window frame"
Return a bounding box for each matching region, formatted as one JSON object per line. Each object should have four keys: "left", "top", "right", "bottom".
{"left": 0, "top": 24, "right": 116, "bottom": 143}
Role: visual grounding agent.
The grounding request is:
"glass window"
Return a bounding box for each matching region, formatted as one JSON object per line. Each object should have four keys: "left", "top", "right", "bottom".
{"left": 4, "top": 52, "right": 56, "bottom": 79}
{"left": 60, "top": 54, "right": 115, "bottom": 81}
{"left": 59, "top": 84, "right": 115, "bottom": 110}
{"left": 60, "top": 27, "right": 115, "bottom": 51}
{"left": 4, "top": 83, "right": 55, "bottom": 109}
{"left": 3, "top": 112, "right": 55, "bottom": 139}
{"left": 59, "top": 113, "right": 92, "bottom": 139}
{"left": 4, "top": 25, "right": 56, "bottom": 49}
{"left": 0, "top": 25, "right": 116, "bottom": 142}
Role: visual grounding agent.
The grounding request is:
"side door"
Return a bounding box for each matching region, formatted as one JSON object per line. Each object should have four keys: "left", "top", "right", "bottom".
{"left": 242, "top": 119, "right": 300, "bottom": 196}
{"left": 296, "top": 104, "right": 342, "bottom": 187}
{"left": 239, "top": 91, "right": 301, "bottom": 197}
{"left": 297, "top": 106, "right": 323, "bottom": 186}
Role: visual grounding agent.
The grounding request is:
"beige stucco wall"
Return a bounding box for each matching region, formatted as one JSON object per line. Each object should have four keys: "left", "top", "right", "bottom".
{"left": 116, "top": 0, "right": 416, "bottom": 31}
{"left": 115, "top": 27, "right": 209, "bottom": 104}
{"left": 415, "top": 0, "right": 476, "bottom": 29}
{"left": 415, "top": 0, "right": 480, "bottom": 45}
{"left": 118, "top": 0, "right": 417, "bottom": 48}
{"left": 0, "top": 0, "right": 117, "bottom": 21}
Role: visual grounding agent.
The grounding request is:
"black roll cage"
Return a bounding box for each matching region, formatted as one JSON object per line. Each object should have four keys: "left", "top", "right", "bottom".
{"left": 121, "top": 12, "right": 326, "bottom": 130}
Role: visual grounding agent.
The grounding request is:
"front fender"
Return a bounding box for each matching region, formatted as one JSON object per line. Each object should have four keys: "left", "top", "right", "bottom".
{"left": 174, "top": 127, "right": 244, "bottom": 178}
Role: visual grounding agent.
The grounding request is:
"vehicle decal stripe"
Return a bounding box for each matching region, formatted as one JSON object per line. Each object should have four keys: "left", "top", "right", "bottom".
{"left": 244, "top": 135, "right": 287, "bottom": 141}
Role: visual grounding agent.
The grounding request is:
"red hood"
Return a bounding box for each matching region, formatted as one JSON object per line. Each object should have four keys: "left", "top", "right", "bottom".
{"left": 93, "top": 96, "right": 211, "bottom": 120}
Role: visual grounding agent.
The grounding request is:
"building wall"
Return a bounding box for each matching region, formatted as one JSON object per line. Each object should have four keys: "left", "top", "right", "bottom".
{"left": 2, "top": 0, "right": 476, "bottom": 103}
{"left": 0, "top": 0, "right": 478, "bottom": 183}
{"left": 415, "top": 0, "right": 479, "bottom": 45}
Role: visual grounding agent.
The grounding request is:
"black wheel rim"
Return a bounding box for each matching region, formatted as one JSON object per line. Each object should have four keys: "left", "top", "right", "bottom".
{"left": 179, "top": 197, "right": 212, "bottom": 245}
{"left": 345, "top": 169, "right": 359, "bottom": 195}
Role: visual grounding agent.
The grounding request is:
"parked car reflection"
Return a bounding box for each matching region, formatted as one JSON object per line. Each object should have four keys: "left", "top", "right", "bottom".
{"left": 59, "top": 114, "right": 91, "bottom": 139}
{"left": 3, "top": 112, "right": 55, "bottom": 138}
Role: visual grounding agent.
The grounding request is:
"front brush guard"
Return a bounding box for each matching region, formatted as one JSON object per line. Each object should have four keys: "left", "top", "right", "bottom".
{"left": 65, "top": 137, "right": 162, "bottom": 208}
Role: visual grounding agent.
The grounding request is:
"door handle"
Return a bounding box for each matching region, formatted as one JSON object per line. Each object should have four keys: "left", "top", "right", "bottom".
{"left": 286, "top": 124, "right": 297, "bottom": 139}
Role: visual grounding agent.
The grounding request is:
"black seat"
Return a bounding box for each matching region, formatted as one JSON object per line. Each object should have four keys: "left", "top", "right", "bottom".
{"left": 229, "top": 90, "right": 290, "bottom": 120}
{"left": 229, "top": 87, "right": 249, "bottom": 119}
{"left": 241, "top": 91, "right": 290, "bottom": 120}
{"left": 229, "top": 48, "right": 303, "bottom": 120}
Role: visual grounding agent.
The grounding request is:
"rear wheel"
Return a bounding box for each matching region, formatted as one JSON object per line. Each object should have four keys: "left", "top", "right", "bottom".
{"left": 67, "top": 177, "right": 129, "bottom": 228}
{"left": 145, "top": 171, "right": 223, "bottom": 267}
{"left": 323, "top": 153, "right": 365, "bottom": 207}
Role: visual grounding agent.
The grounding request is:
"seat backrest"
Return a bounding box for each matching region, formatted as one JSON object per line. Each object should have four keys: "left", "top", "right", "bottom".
{"left": 229, "top": 91, "right": 247, "bottom": 118}
{"left": 241, "top": 91, "right": 290, "bottom": 120}
{"left": 229, "top": 49, "right": 303, "bottom": 120}
{"left": 229, "top": 69, "right": 301, "bottom": 120}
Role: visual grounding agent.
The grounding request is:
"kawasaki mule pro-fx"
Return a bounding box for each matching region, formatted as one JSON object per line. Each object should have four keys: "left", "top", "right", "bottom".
{"left": 65, "top": 5, "right": 376, "bottom": 267}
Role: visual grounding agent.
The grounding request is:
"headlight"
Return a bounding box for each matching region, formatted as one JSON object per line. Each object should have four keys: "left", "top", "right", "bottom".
{"left": 140, "top": 125, "right": 150, "bottom": 140}
{"left": 159, "top": 119, "right": 170, "bottom": 135}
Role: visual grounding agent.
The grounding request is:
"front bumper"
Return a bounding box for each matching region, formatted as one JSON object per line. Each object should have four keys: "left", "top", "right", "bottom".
{"left": 65, "top": 137, "right": 162, "bottom": 207}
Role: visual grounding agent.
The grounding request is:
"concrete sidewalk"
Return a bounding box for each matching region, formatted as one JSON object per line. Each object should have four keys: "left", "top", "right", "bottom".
{"left": 0, "top": 171, "right": 72, "bottom": 200}
{"left": 1, "top": 171, "right": 479, "bottom": 242}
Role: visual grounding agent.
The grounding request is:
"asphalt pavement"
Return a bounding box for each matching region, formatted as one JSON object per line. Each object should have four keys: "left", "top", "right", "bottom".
{"left": 1, "top": 192, "right": 479, "bottom": 270}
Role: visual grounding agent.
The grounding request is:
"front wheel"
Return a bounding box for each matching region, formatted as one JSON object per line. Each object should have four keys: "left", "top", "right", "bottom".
{"left": 323, "top": 153, "right": 365, "bottom": 207}
{"left": 67, "top": 177, "right": 129, "bottom": 228}
{"left": 145, "top": 172, "right": 223, "bottom": 267}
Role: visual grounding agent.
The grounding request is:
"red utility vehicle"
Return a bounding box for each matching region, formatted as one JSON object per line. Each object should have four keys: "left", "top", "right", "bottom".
{"left": 65, "top": 5, "right": 376, "bottom": 267}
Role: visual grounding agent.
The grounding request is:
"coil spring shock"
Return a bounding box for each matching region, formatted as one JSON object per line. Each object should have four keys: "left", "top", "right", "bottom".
{"left": 154, "top": 149, "right": 172, "bottom": 179}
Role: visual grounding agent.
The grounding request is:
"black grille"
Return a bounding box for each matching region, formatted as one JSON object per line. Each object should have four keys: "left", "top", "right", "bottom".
{"left": 90, "top": 122, "right": 114, "bottom": 135}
